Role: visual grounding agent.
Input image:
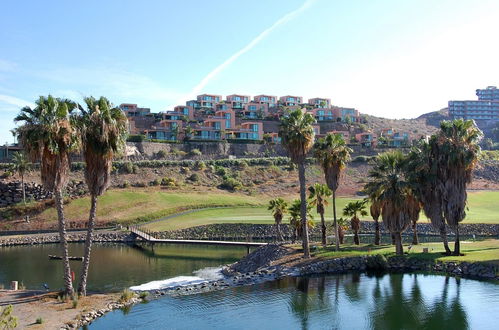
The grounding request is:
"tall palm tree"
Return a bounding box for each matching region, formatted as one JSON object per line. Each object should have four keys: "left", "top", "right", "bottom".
{"left": 308, "top": 183, "right": 331, "bottom": 246}
{"left": 406, "top": 141, "right": 452, "bottom": 254}
{"left": 368, "top": 197, "right": 382, "bottom": 245}
{"left": 435, "top": 119, "right": 482, "bottom": 255}
{"left": 343, "top": 200, "right": 367, "bottom": 245}
{"left": 14, "top": 95, "right": 79, "bottom": 295}
{"left": 268, "top": 198, "right": 288, "bottom": 242}
{"left": 76, "top": 96, "right": 128, "bottom": 296}
{"left": 10, "top": 152, "right": 31, "bottom": 205}
{"left": 313, "top": 133, "right": 352, "bottom": 251}
{"left": 288, "top": 199, "right": 314, "bottom": 244}
{"left": 279, "top": 109, "right": 315, "bottom": 258}
{"left": 364, "top": 151, "right": 415, "bottom": 255}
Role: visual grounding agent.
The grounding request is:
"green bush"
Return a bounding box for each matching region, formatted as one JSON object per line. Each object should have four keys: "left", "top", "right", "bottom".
{"left": 1, "top": 171, "right": 12, "bottom": 178}
{"left": 122, "top": 180, "right": 131, "bottom": 188}
{"left": 123, "top": 162, "right": 134, "bottom": 174}
{"left": 0, "top": 305, "right": 18, "bottom": 329}
{"left": 194, "top": 160, "right": 206, "bottom": 171}
{"left": 366, "top": 254, "right": 388, "bottom": 270}
{"left": 219, "top": 177, "right": 242, "bottom": 191}
{"left": 35, "top": 317, "right": 43, "bottom": 324}
{"left": 127, "top": 134, "right": 146, "bottom": 142}
{"left": 119, "top": 288, "right": 135, "bottom": 303}
{"left": 352, "top": 155, "right": 374, "bottom": 163}
{"left": 161, "top": 177, "right": 176, "bottom": 187}
{"left": 155, "top": 150, "right": 168, "bottom": 159}
{"left": 189, "top": 148, "right": 202, "bottom": 156}
{"left": 215, "top": 166, "right": 227, "bottom": 176}
{"left": 151, "top": 178, "right": 161, "bottom": 186}
{"left": 188, "top": 173, "right": 200, "bottom": 182}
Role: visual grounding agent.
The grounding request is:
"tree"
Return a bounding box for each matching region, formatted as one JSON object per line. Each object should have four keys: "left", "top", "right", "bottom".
{"left": 10, "top": 152, "right": 31, "bottom": 205}
{"left": 14, "top": 95, "right": 79, "bottom": 296}
{"left": 308, "top": 183, "right": 331, "bottom": 246}
{"left": 364, "top": 151, "right": 415, "bottom": 255}
{"left": 288, "top": 199, "right": 314, "bottom": 244}
{"left": 279, "top": 109, "right": 316, "bottom": 257}
{"left": 313, "top": 133, "right": 352, "bottom": 251}
{"left": 406, "top": 141, "right": 452, "bottom": 254}
{"left": 343, "top": 200, "right": 367, "bottom": 245}
{"left": 367, "top": 196, "right": 382, "bottom": 245}
{"left": 76, "top": 96, "right": 128, "bottom": 295}
{"left": 0, "top": 305, "right": 18, "bottom": 329}
{"left": 435, "top": 119, "right": 482, "bottom": 255}
{"left": 268, "top": 198, "right": 288, "bottom": 241}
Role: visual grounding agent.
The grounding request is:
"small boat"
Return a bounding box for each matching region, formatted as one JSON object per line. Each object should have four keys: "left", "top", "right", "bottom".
{"left": 48, "top": 255, "right": 84, "bottom": 261}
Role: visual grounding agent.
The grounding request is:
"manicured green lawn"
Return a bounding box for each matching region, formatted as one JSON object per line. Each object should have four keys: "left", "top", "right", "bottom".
{"left": 313, "top": 239, "right": 499, "bottom": 266}
{"left": 36, "top": 189, "right": 263, "bottom": 225}
{"left": 144, "top": 191, "right": 499, "bottom": 231}
{"left": 143, "top": 196, "right": 361, "bottom": 231}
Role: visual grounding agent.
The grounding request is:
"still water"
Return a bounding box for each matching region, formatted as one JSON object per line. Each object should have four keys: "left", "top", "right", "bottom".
{"left": 0, "top": 243, "right": 246, "bottom": 292}
{"left": 90, "top": 273, "right": 498, "bottom": 330}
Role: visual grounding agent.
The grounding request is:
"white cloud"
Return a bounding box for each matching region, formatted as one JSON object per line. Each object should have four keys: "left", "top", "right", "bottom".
{"left": 180, "top": 0, "right": 316, "bottom": 104}
{"left": 0, "top": 94, "right": 35, "bottom": 110}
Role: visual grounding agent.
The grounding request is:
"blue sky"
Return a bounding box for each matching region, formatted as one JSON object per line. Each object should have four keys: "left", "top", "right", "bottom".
{"left": 1, "top": 0, "right": 498, "bottom": 143}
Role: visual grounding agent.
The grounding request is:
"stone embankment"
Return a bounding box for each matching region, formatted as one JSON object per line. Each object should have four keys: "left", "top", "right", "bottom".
{"left": 0, "top": 231, "right": 130, "bottom": 247}
{"left": 0, "top": 180, "right": 87, "bottom": 207}
{"left": 154, "top": 222, "right": 499, "bottom": 241}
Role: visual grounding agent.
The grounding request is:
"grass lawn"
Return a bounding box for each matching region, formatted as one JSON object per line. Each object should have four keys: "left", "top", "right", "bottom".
{"left": 143, "top": 196, "right": 361, "bottom": 231}
{"left": 313, "top": 239, "right": 499, "bottom": 266}
{"left": 36, "top": 189, "right": 264, "bottom": 225}
{"left": 144, "top": 190, "right": 499, "bottom": 231}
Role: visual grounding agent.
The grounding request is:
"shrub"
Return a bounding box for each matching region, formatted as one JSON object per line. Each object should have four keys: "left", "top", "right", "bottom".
{"left": 1, "top": 171, "right": 12, "bottom": 178}
{"left": 180, "top": 167, "right": 190, "bottom": 174}
{"left": 215, "top": 166, "right": 227, "bottom": 176}
{"left": 219, "top": 177, "right": 242, "bottom": 191}
{"left": 194, "top": 160, "right": 206, "bottom": 171}
{"left": 123, "top": 162, "right": 134, "bottom": 174}
{"left": 35, "top": 317, "right": 43, "bottom": 324}
{"left": 189, "top": 148, "right": 202, "bottom": 156}
{"left": 122, "top": 181, "right": 131, "bottom": 188}
{"left": 72, "top": 296, "right": 78, "bottom": 309}
{"left": 127, "top": 134, "right": 146, "bottom": 142}
{"left": 161, "top": 177, "right": 176, "bottom": 187}
{"left": 188, "top": 173, "right": 200, "bottom": 182}
{"left": 155, "top": 150, "right": 168, "bottom": 159}
{"left": 352, "top": 155, "right": 374, "bottom": 163}
{"left": 151, "top": 178, "right": 161, "bottom": 186}
{"left": 0, "top": 305, "right": 18, "bottom": 329}
{"left": 119, "top": 289, "right": 135, "bottom": 303}
{"left": 366, "top": 254, "right": 388, "bottom": 271}
{"left": 139, "top": 292, "right": 149, "bottom": 300}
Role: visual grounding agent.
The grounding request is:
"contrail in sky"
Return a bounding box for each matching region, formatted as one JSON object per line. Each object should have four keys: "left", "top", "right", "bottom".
{"left": 180, "top": 0, "right": 316, "bottom": 103}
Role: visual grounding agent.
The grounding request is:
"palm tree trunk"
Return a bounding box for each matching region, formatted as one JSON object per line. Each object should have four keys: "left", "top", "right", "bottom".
{"left": 354, "top": 230, "right": 360, "bottom": 245}
{"left": 374, "top": 219, "right": 380, "bottom": 245}
{"left": 412, "top": 220, "right": 419, "bottom": 245}
{"left": 453, "top": 225, "right": 461, "bottom": 256}
{"left": 21, "top": 173, "right": 26, "bottom": 204}
{"left": 393, "top": 232, "right": 403, "bottom": 255}
{"left": 276, "top": 223, "right": 283, "bottom": 242}
{"left": 320, "top": 211, "right": 326, "bottom": 246}
{"left": 439, "top": 225, "right": 452, "bottom": 255}
{"left": 54, "top": 189, "right": 74, "bottom": 297}
{"left": 78, "top": 194, "right": 98, "bottom": 296}
{"left": 391, "top": 233, "right": 395, "bottom": 245}
{"left": 298, "top": 162, "right": 310, "bottom": 258}
{"left": 332, "top": 189, "right": 339, "bottom": 251}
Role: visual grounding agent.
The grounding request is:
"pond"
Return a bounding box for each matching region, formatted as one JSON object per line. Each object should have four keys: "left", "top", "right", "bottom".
{"left": 89, "top": 273, "right": 498, "bottom": 330}
{"left": 0, "top": 243, "right": 247, "bottom": 292}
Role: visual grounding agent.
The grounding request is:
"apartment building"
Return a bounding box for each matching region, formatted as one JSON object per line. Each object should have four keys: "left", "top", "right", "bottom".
{"left": 279, "top": 95, "right": 303, "bottom": 107}
{"left": 308, "top": 97, "right": 331, "bottom": 108}
{"left": 243, "top": 102, "right": 268, "bottom": 119}
{"left": 226, "top": 94, "right": 250, "bottom": 110}
{"left": 379, "top": 128, "right": 410, "bottom": 147}
{"left": 449, "top": 86, "right": 499, "bottom": 121}
{"left": 145, "top": 119, "right": 183, "bottom": 141}
{"left": 308, "top": 107, "right": 360, "bottom": 122}
{"left": 230, "top": 122, "right": 263, "bottom": 141}
{"left": 355, "top": 132, "right": 377, "bottom": 147}
{"left": 253, "top": 95, "right": 277, "bottom": 107}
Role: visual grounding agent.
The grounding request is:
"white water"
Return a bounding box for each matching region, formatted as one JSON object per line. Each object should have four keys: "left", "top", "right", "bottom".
{"left": 130, "top": 267, "right": 223, "bottom": 291}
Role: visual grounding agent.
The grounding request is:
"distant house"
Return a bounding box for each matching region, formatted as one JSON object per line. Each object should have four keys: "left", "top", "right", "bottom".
{"left": 355, "top": 132, "right": 377, "bottom": 147}
{"left": 229, "top": 122, "right": 263, "bottom": 141}
{"left": 279, "top": 95, "right": 303, "bottom": 107}
{"left": 380, "top": 128, "right": 410, "bottom": 147}
{"left": 308, "top": 97, "right": 331, "bottom": 108}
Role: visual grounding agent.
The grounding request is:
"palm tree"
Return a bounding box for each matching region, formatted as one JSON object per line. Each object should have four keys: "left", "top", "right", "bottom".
{"left": 76, "top": 96, "right": 128, "bottom": 296}
{"left": 364, "top": 151, "right": 415, "bottom": 255}
{"left": 406, "top": 141, "right": 452, "bottom": 254}
{"left": 14, "top": 95, "right": 79, "bottom": 295}
{"left": 313, "top": 133, "right": 352, "bottom": 251}
{"left": 288, "top": 199, "right": 314, "bottom": 244}
{"left": 279, "top": 109, "right": 315, "bottom": 258}
{"left": 435, "top": 119, "right": 482, "bottom": 255}
{"left": 10, "top": 152, "right": 31, "bottom": 205}
{"left": 367, "top": 197, "right": 382, "bottom": 245}
{"left": 268, "top": 198, "right": 288, "bottom": 241}
{"left": 308, "top": 183, "right": 331, "bottom": 246}
{"left": 343, "top": 200, "right": 367, "bottom": 245}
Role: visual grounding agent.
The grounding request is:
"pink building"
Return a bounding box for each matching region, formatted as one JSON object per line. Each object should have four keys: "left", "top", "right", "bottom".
{"left": 253, "top": 95, "right": 277, "bottom": 107}
{"left": 173, "top": 105, "right": 195, "bottom": 120}
{"left": 355, "top": 132, "right": 377, "bottom": 147}
{"left": 226, "top": 94, "right": 250, "bottom": 110}
{"left": 195, "top": 94, "right": 222, "bottom": 109}
{"left": 145, "top": 119, "right": 183, "bottom": 141}
{"left": 229, "top": 122, "right": 263, "bottom": 141}
{"left": 308, "top": 98, "right": 331, "bottom": 108}
{"left": 279, "top": 95, "right": 303, "bottom": 107}
{"left": 243, "top": 102, "right": 269, "bottom": 119}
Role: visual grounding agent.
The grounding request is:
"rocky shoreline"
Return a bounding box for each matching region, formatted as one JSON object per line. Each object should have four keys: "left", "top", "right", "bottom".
{"left": 0, "top": 231, "right": 131, "bottom": 247}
